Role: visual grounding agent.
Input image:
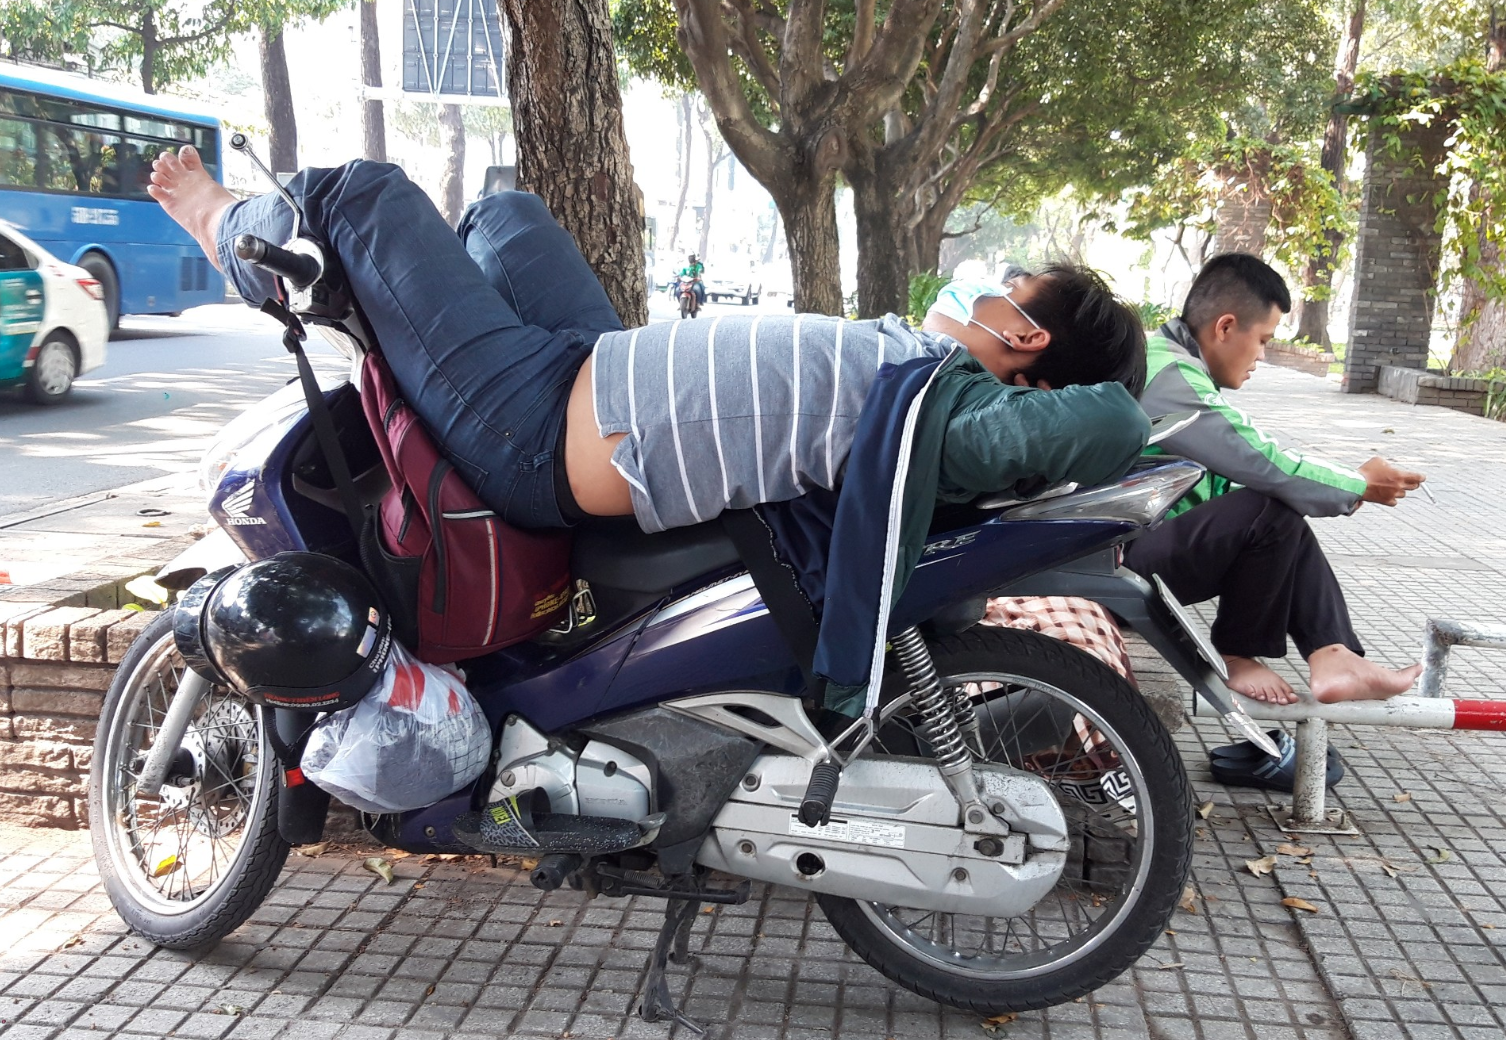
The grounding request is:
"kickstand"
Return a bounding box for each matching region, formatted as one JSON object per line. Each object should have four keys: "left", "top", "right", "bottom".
{"left": 637, "top": 879, "right": 707, "bottom": 1035}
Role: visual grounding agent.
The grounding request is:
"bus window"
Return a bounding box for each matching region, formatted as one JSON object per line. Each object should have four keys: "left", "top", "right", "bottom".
{"left": 0, "top": 117, "right": 39, "bottom": 188}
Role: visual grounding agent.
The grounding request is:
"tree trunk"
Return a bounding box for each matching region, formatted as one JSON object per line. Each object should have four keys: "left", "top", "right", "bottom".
{"left": 847, "top": 144, "right": 913, "bottom": 318}
{"left": 668, "top": 95, "right": 692, "bottom": 251}
{"left": 360, "top": 0, "right": 387, "bottom": 163}
{"left": 498, "top": 0, "right": 647, "bottom": 327}
{"left": 140, "top": 10, "right": 157, "bottom": 94}
{"left": 259, "top": 29, "right": 299, "bottom": 175}
{"left": 1296, "top": 0, "right": 1365, "bottom": 348}
{"left": 698, "top": 113, "right": 723, "bottom": 263}
{"left": 1449, "top": 9, "right": 1506, "bottom": 373}
{"left": 778, "top": 173, "right": 843, "bottom": 316}
{"left": 438, "top": 103, "right": 466, "bottom": 225}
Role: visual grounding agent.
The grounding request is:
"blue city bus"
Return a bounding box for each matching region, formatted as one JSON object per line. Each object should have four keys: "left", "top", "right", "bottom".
{"left": 0, "top": 62, "right": 225, "bottom": 327}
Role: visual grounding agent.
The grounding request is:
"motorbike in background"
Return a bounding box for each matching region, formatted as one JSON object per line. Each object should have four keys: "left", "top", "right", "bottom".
{"left": 87, "top": 137, "right": 1268, "bottom": 1029}
{"left": 676, "top": 275, "right": 702, "bottom": 318}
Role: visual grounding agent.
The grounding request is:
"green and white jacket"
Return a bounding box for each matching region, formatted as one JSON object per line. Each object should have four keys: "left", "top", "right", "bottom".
{"left": 1141, "top": 318, "right": 1366, "bottom": 519}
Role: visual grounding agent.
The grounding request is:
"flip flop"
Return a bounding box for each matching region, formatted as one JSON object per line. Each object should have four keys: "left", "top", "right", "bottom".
{"left": 1208, "top": 729, "right": 1344, "bottom": 792}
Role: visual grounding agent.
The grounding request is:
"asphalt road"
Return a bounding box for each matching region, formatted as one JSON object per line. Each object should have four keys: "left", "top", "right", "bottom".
{"left": 0, "top": 303, "right": 348, "bottom": 517}
{"left": 0, "top": 294, "right": 792, "bottom": 518}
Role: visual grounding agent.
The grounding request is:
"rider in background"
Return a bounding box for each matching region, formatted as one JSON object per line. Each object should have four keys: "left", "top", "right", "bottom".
{"left": 676, "top": 253, "right": 706, "bottom": 306}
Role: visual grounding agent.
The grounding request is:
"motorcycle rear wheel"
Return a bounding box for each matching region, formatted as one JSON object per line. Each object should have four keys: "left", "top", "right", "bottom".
{"left": 89, "top": 611, "right": 289, "bottom": 949}
{"left": 818, "top": 626, "right": 1193, "bottom": 1014}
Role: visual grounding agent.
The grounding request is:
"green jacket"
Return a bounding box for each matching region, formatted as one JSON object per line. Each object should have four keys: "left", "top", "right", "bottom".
{"left": 823, "top": 347, "right": 1151, "bottom": 716}
{"left": 1140, "top": 319, "right": 1365, "bottom": 518}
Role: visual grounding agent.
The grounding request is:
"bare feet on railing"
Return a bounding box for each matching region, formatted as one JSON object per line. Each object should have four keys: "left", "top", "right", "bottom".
{"left": 1223, "top": 655, "right": 1298, "bottom": 705}
{"left": 1307, "top": 644, "right": 1422, "bottom": 703}
{"left": 147, "top": 145, "right": 236, "bottom": 272}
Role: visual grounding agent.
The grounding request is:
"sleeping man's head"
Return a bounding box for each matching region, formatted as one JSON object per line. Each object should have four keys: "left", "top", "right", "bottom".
{"left": 923, "top": 263, "right": 1147, "bottom": 396}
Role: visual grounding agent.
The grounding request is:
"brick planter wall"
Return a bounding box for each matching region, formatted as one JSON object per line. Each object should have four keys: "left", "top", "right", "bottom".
{"left": 1265, "top": 341, "right": 1336, "bottom": 378}
{"left": 1343, "top": 123, "right": 1451, "bottom": 394}
{"left": 1377, "top": 365, "right": 1493, "bottom": 416}
{"left": 0, "top": 603, "right": 156, "bottom": 827}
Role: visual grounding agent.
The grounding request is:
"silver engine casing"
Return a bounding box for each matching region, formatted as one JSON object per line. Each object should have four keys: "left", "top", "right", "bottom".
{"left": 697, "top": 753, "right": 1070, "bottom": 917}
{"left": 486, "top": 715, "right": 652, "bottom": 822}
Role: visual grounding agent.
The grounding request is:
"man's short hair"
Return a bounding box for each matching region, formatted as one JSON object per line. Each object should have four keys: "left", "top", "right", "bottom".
{"left": 1182, "top": 253, "right": 1292, "bottom": 332}
{"left": 1024, "top": 262, "right": 1147, "bottom": 397}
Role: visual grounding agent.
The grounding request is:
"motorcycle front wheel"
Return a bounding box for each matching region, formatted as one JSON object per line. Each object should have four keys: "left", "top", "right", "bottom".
{"left": 89, "top": 611, "right": 289, "bottom": 949}
{"left": 819, "top": 625, "right": 1193, "bottom": 1014}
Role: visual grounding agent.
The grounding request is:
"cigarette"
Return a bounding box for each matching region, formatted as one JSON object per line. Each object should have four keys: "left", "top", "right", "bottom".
{"left": 1418, "top": 482, "right": 1436, "bottom": 504}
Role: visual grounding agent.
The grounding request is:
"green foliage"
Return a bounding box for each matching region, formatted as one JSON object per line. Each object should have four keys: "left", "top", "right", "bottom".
{"left": 0, "top": 0, "right": 342, "bottom": 92}
{"left": 1134, "top": 301, "right": 1177, "bottom": 329}
{"left": 906, "top": 271, "right": 949, "bottom": 325}
{"left": 1480, "top": 369, "right": 1506, "bottom": 421}
{"left": 1119, "top": 136, "right": 1349, "bottom": 292}
{"left": 1350, "top": 59, "right": 1506, "bottom": 303}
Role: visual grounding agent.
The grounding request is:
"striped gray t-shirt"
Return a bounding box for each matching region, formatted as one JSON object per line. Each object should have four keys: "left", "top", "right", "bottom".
{"left": 591, "top": 313, "right": 953, "bottom": 532}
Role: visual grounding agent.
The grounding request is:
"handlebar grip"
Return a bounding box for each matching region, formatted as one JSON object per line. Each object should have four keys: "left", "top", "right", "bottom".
{"left": 234, "top": 233, "right": 321, "bottom": 288}
{"left": 798, "top": 760, "right": 842, "bottom": 827}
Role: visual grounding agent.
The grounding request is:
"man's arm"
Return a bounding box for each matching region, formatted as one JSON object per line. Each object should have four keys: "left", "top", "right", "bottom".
{"left": 1141, "top": 358, "right": 1366, "bottom": 517}
{"left": 940, "top": 380, "right": 1150, "bottom": 496}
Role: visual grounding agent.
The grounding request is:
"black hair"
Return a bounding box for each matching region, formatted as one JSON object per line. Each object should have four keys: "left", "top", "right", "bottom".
{"left": 1182, "top": 252, "right": 1291, "bottom": 332}
{"left": 1021, "top": 262, "right": 1147, "bottom": 397}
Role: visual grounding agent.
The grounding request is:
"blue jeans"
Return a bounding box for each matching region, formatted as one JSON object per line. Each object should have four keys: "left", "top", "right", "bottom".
{"left": 216, "top": 162, "right": 623, "bottom": 528}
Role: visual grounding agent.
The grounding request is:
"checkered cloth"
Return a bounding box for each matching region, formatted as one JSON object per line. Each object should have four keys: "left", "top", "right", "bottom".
{"left": 981, "top": 596, "right": 1136, "bottom": 685}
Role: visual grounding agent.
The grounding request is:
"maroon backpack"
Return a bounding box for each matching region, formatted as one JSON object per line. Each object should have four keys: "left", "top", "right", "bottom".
{"left": 357, "top": 352, "right": 572, "bottom": 663}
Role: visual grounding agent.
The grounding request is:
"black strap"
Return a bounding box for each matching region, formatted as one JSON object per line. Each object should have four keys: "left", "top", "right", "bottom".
{"left": 260, "top": 298, "right": 366, "bottom": 539}
{"left": 721, "top": 509, "right": 825, "bottom": 703}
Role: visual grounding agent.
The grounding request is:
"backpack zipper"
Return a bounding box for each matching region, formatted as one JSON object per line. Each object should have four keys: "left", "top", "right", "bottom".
{"left": 383, "top": 397, "right": 402, "bottom": 429}
{"left": 428, "top": 460, "right": 450, "bottom": 612}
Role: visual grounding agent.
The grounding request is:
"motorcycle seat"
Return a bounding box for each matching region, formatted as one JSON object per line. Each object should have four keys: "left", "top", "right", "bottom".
{"left": 571, "top": 516, "right": 742, "bottom": 594}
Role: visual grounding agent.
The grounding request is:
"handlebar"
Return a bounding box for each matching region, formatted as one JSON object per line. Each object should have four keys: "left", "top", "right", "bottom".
{"left": 234, "top": 233, "right": 321, "bottom": 289}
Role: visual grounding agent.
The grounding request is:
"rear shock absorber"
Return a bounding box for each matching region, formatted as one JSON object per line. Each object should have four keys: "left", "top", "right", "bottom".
{"left": 891, "top": 628, "right": 970, "bottom": 776}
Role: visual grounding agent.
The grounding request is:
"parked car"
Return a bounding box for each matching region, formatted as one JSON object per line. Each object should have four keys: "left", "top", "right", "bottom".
{"left": 705, "top": 265, "right": 762, "bottom": 305}
{"left": 0, "top": 221, "right": 109, "bottom": 404}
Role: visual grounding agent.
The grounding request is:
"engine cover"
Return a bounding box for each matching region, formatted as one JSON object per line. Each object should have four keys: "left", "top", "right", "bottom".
{"left": 487, "top": 716, "right": 652, "bottom": 822}
{"left": 697, "top": 753, "right": 1070, "bottom": 917}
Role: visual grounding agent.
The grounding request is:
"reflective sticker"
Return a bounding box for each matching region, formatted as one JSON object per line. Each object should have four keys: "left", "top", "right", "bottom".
{"left": 356, "top": 625, "right": 377, "bottom": 658}
{"left": 368, "top": 607, "right": 380, "bottom": 625}
{"left": 788, "top": 815, "right": 905, "bottom": 849}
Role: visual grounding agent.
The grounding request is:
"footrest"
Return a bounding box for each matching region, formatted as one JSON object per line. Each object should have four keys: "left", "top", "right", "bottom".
{"left": 452, "top": 795, "right": 663, "bottom": 855}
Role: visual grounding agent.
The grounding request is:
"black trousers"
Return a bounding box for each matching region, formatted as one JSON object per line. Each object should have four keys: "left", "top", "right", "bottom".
{"left": 1123, "top": 488, "right": 1364, "bottom": 660}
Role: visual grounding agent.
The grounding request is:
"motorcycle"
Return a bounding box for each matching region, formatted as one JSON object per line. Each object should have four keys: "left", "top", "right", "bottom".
{"left": 88, "top": 139, "right": 1268, "bottom": 1029}
{"left": 677, "top": 275, "right": 702, "bottom": 319}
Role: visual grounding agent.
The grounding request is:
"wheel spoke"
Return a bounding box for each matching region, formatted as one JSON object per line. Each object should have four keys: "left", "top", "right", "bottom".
{"left": 854, "top": 660, "right": 1161, "bottom": 981}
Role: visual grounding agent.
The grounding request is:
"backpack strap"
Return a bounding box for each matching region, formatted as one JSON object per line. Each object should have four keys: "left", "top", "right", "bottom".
{"left": 720, "top": 508, "right": 826, "bottom": 704}
{"left": 260, "top": 298, "right": 366, "bottom": 539}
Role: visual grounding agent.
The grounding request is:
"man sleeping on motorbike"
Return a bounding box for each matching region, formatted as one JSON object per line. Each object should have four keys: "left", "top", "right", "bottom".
{"left": 151, "top": 149, "right": 1150, "bottom": 542}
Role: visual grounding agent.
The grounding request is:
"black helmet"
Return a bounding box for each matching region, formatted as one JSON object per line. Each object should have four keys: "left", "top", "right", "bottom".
{"left": 175, "top": 552, "right": 393, "bottom": 712}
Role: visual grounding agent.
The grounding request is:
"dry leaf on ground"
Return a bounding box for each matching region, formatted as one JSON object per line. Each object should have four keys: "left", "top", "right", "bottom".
{"left": 1394, "top": 792, "right": 1412, "bottom": 803}
{"left": 1276, "top": 843, "right": 1312, "bottom": 857}
{"left": 1281, "top": 897, "right": 1320, "bottom": 913}
{"left": 1159, "top": 962, "right": 1185, "bottom": 970}
{"left": 982, "top": 1012, "right": 1018, "bottom": 1034}
{"left": 1380, "top": 858, "right": 1400, "bottom": 878}
{"left": 1197, "top": 800, "right": 1214, "bottom": 820}
{"left": 295, "top": 842, "right": 330, "bottom": 858}
{"left": 1426, "top": 847, "right": 1452, "bottom": 865}
{"left": 1246, "top": 855, "right": 1278, "bottom": 877}
{"left": 363, "top": 857, "right": 395, "bottom": 884}
{"left": 1179, "top": 884, "right": 1199, "bottom": 914}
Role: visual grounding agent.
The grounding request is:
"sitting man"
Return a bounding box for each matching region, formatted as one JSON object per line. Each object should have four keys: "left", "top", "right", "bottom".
{"left": 1132, "top": 252, "right": 1425, "bottom": 704}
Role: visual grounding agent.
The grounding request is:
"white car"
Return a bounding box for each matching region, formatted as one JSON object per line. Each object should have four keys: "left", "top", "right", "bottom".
{"left": 706, "top": 265, "right": 762, "bottom": 305}
{"left": 0, "top": 221, "right": 109, "bottom": 404}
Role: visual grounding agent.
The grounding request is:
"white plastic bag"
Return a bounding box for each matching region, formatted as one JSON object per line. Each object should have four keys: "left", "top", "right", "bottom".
{"left": 301, "top": 643, "right": 491, "bottom": 813}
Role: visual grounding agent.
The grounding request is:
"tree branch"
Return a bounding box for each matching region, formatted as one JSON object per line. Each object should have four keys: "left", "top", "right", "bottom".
{"left": 674, "top": 0, "right": 785, "bottom": 182}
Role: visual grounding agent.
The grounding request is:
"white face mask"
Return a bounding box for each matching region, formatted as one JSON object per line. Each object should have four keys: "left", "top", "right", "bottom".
{"left": 928, "top": 280, "right": 1005, "bottom": 325}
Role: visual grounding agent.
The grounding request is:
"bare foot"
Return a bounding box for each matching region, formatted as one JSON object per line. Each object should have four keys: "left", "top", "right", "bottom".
{"left": 147, "top": 145, "right": 235, "bottom": 272}
{"left": 1307, "top": 644, "right": 1422, "bottom": 703}
{"left": 1223, "top": 655, "right": 1298, "bottom": 705}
